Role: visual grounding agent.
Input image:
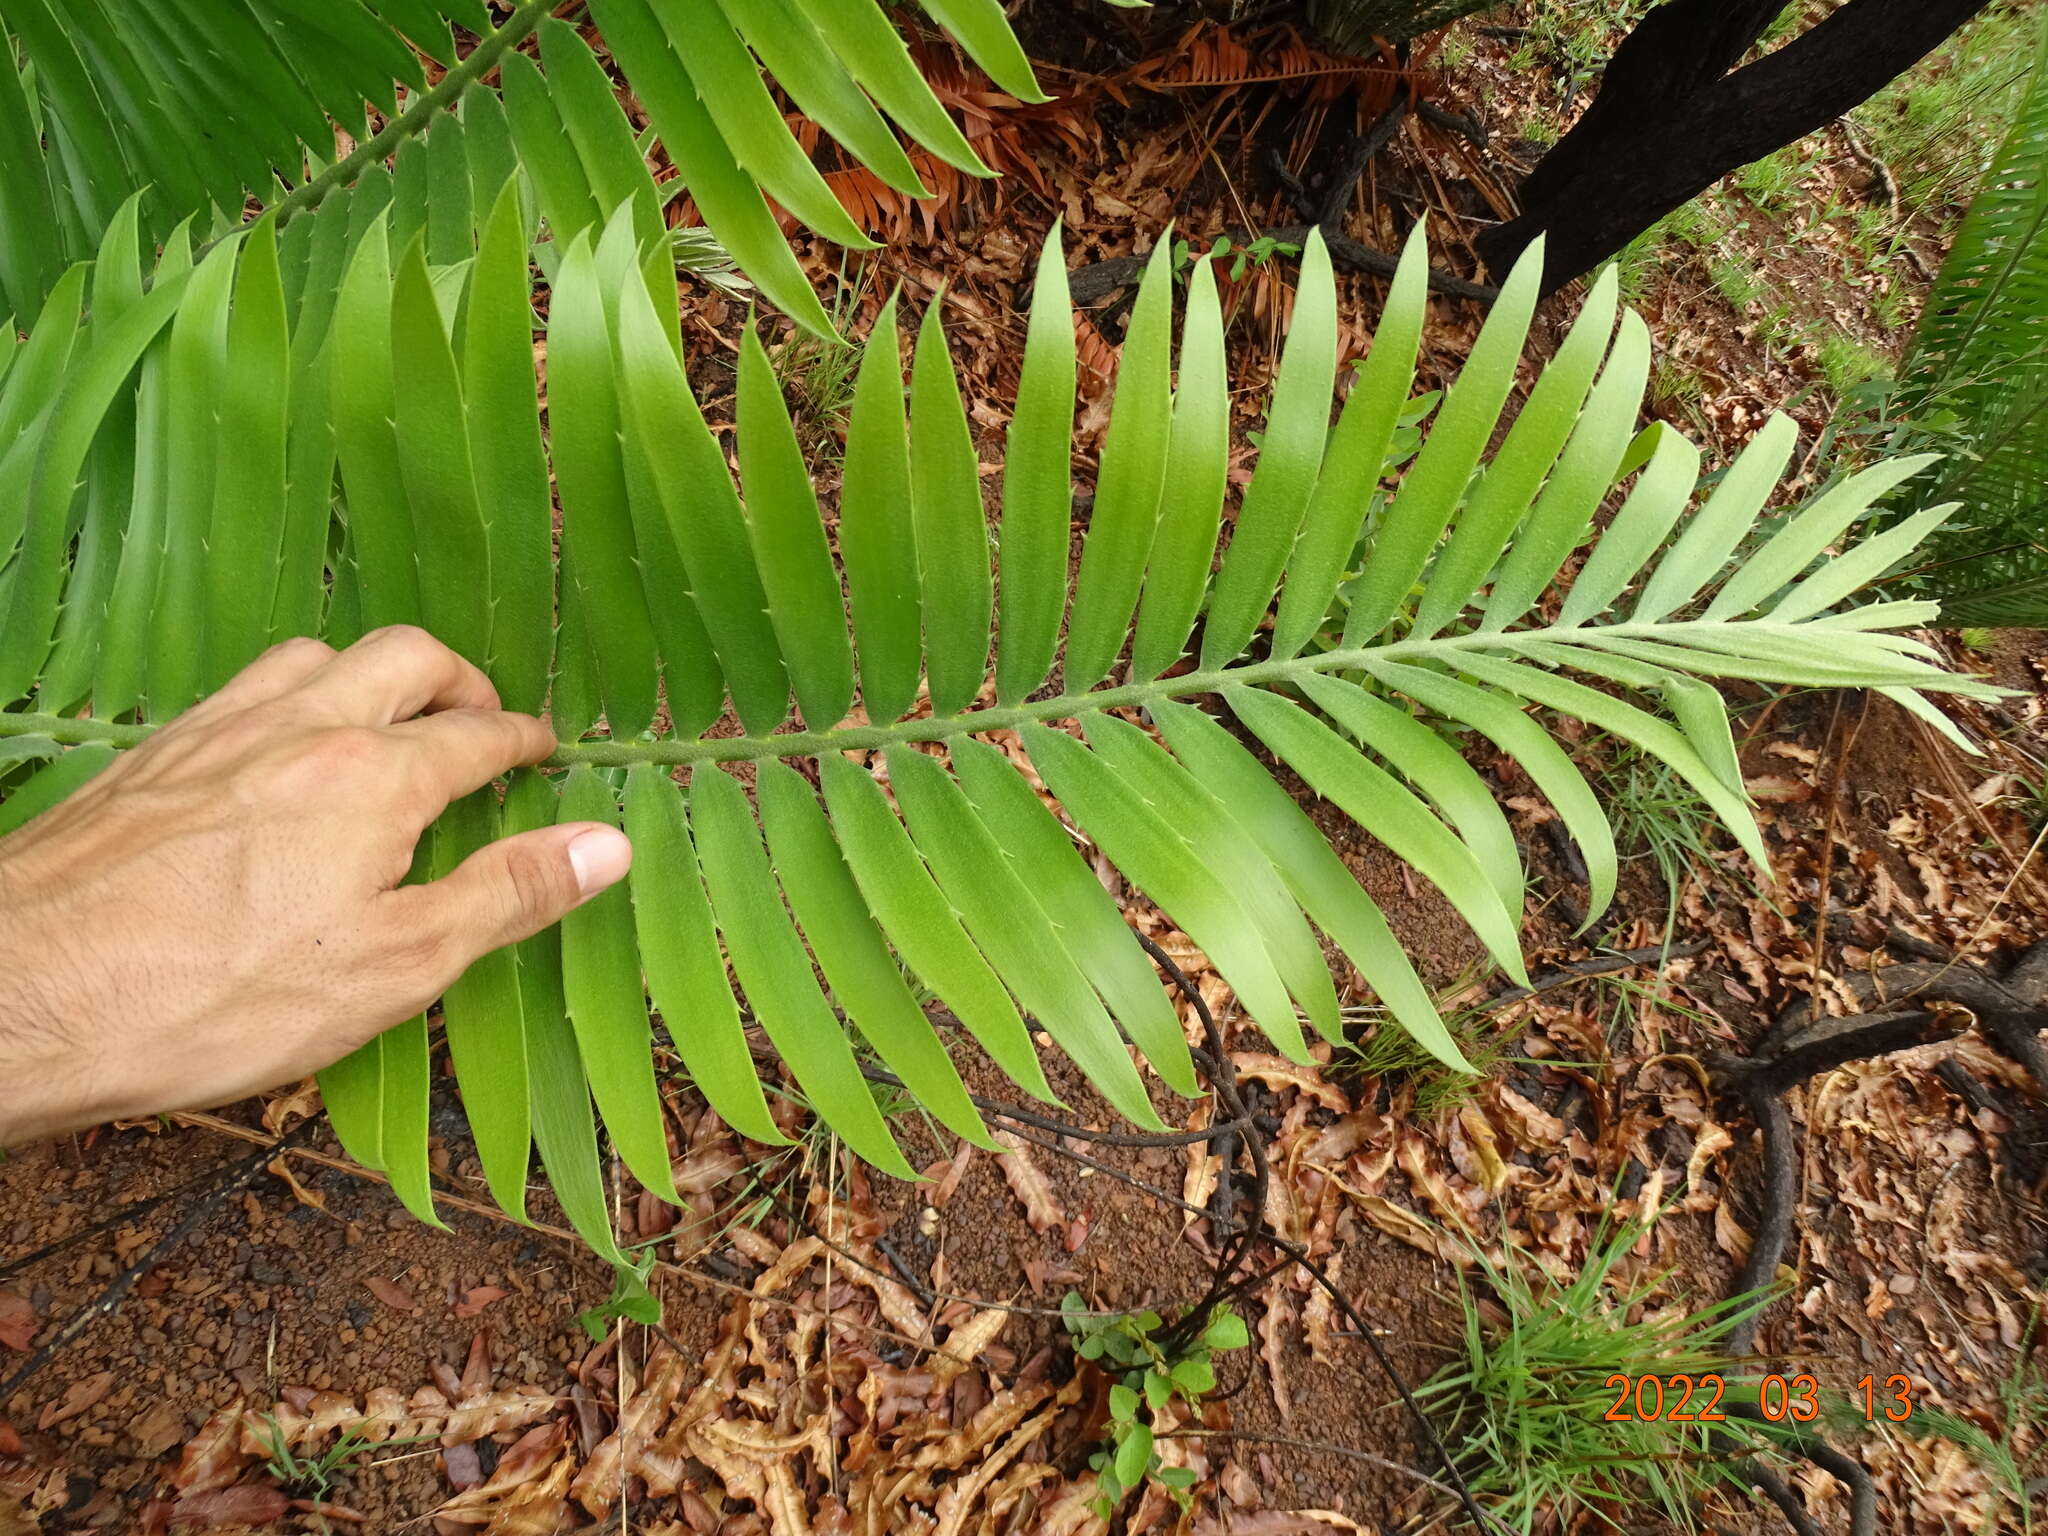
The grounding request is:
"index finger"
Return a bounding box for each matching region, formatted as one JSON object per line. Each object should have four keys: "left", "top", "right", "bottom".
{"left": 293, "top": 626, "right": 501, "bottom": 724}
{"left": 394, "top": 709, "right": 558, "bottom": 813}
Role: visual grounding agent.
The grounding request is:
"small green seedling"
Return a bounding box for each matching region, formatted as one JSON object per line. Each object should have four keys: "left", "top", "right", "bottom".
{"left": 257, "top": 1416, "right": 425, "bottom": 1505}
{"left": 1171, "top": 234, "right": 1304, "bottom": 284}
{"left": 1061, "top": 1293, "right": 1250, "bottom": 1515}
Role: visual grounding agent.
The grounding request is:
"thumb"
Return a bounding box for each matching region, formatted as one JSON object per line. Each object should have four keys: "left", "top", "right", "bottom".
{"left": 395, "top": 821, "right": 633, "bottom": 978}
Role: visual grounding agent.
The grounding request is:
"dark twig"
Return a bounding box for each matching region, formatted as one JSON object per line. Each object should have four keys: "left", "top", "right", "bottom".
{"left": 1416, "top": 99, "right": 1488, "bottom": 146}
{"left": 1128, "top": 931, "right": 1513, "bottom": 1536}
{"left": 1139, "top": 932, "right": 1270, "bottom": 1359}
{"left": 1694, "top": 944, "right": 2048, "bottom": 1534}
{"left": 0, "top": 1116, "right": 323, "bottom": 1402}
{"left": 0, "top": 1149, "right": 266, "bottom": 1283}
{"left": 1486, "top": 938, "right": 1711, "bottom": 1012}
{"left": 1736, "top": 1461, "right": 1825, "bottom": 1536}
{"left": 1316, "top": 89, "right": 1412, "bottom": 227}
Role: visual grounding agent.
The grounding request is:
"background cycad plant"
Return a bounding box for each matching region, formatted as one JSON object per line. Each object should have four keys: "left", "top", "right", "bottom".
{"left": 1886, "top": 15, "right": 2047, "bottom": 625}
{"left": 0, "top": 0, "right": 1039, "bottom": 336}
{"left": 0, "top": 173, "right": 1995, "bottom": 1267}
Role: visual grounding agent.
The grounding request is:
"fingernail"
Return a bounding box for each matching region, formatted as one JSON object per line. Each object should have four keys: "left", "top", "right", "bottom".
{"left": 567, "top": 826, "right": 632, "bottom": 897}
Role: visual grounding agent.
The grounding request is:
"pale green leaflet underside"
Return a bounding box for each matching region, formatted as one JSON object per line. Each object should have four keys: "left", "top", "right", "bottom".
{"left": 0, "top": 193, "right": 1995, "bottom": 1261}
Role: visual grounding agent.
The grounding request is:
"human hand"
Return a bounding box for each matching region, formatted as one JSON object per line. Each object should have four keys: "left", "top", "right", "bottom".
{"left": 0, "top": 627, "right": 632, "bottom": 1144}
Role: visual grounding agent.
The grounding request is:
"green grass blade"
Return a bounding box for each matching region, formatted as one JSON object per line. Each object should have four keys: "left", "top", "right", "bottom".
{"left": 433, "top": 789, "right": 533, "bottom": 1220}
{"left": 885, "top": 744, "right": 1161, "bottom": 1127}
{"left": 622, "top": 764, "right": 786, "bottom": 1146}
{"left": 1130, "top": 251, "right": 1226, "bottom": 683}
{"left": 816, "top": 753, "right": 1054, "bottom": 1104}
{"left": 949, "top": 737, "right": 1198, "bottom": 1094}
{"left": 1203, "top": 230, "right": 1339, "bottom": 666}
{"left": 1065, "top": 237, "right": 1175, "bottom": 690}
{"left": 1226, "top": 684, "right": 1531, "bottom": 987}
{"left": 1149, "top": 698, "right": 1466, "bottom": 1066}
{"left": 558, "top": 764, "right": 679, "bottom": 1202}
{"left": 995, "top": 226, "right": 1075, "bottom": 704}
{"left": 736, "top": 324, "right": 854, "bottom": 729}
{"left": 757, "top": 760, "right": 993, "bottom": 1147}
{"left": 1020, "top": 721, "right": 1307, "bottom": 1060}
{"left": 911, "top": 299, "right": 992, "bottom": 715}
{"left": 839, "top": 292, "right": 921, "bottom": 724}
{"left": 690, "top": 764, "right": 916, "bottom": 1177}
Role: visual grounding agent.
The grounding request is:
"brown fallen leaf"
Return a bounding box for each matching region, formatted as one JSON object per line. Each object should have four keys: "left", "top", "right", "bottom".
{"left": 991, "top": 1130, "right": 1064, "bottom": 1233}
{"left": 170, "top": 1481, "right": 290, "bottom": 1528}
{"left": 1192, "top": 1512, "right": 1363, "bottom": 1534}
{"left": 365, "top": 1276, "right": 418, "bottom": 1314}
{"left": 930, "top": 1308, "right": 1008, "bottom": 1388}
{"left": 171, "top": 1405, "right": 250, "bottom": 1494}
{"left": 452, "top": 1286, "right": 508, "bottom": 1320}
{"left": 0, "top": 1293, "right": 34, "bottom": 1352}
{"left": 38, "top": 1370, "right": 114, "bottom": 1430}
{"left": 1231, "top": 1053, "right": 1348, "bottom": 1112}
{"left": 1746, "top": 774, "right": 1814, "bottom": 804}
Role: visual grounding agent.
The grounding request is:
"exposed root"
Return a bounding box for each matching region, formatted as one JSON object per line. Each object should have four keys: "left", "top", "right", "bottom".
{"left": 1702, "top": 937, "right": 2048, "bottom": 1532}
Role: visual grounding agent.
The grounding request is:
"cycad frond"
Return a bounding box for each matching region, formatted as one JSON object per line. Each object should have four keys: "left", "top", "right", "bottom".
{"left": 0, "top": 207, "right": 1991, "bottom": 1260}
{"left": 1898, "top": 16, "right": 2048, "bottom": 620}
{"left": 0, "top": 0, "right": 1035, "bottom": 332}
